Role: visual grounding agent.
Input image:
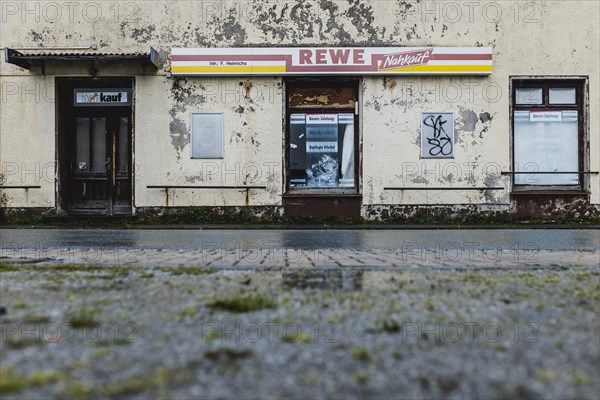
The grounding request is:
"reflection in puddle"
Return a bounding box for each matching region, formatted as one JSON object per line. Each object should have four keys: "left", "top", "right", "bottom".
{"left": 283, "top": 269, "right": 363, "bottom": 290}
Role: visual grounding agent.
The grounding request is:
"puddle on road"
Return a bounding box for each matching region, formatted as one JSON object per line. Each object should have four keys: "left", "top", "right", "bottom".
{"left": 282, "top": 269, "right": 363, "bottom": 290}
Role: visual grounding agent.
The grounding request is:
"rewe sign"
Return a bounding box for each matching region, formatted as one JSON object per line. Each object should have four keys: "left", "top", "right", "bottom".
{"left": 171, "top": 47, "right": 492, "bottom": 76}
{"left": 298, "top": 48, "right": 365, "bottom": 65}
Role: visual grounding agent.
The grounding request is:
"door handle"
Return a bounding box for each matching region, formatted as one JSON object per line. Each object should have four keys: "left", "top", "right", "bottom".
{"left": 104, "top": 157, "right": 111, "bottom": 170}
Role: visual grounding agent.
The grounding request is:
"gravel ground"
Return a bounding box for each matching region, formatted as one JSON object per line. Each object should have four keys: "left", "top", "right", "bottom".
{"left": 0, "top": 256, "right": 599, "bottom": 399}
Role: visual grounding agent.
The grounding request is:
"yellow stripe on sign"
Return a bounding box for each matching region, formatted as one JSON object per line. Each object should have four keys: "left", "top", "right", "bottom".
{"left": 380, "top": 65, "right": 493, "bottom": 73}
{"left": 171, "top": 65, "right": 287, "bottom": 73}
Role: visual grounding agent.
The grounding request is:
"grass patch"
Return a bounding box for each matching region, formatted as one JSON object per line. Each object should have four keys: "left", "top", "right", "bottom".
{"left": 542, "top": 274, "right": 561, "bottom": 283}
{"left": 6, "top": 336, "right": 45, "bottom": 349}
{"left": 12, "top": 301, "right": 30, "bottom": 309}
{"left": 94, "top": 337, "right": 137, "bottom": 346}
{"left": 282, "top": 331, "right": 312, "bottom": 344}
{"left": 204, "top": 347, "right": 253, "bottom": 360}
{"left": 367, "top": 318, "right": 401, "bottom": 333}
{"left": 573, "top": 271, "right": 597, "bottom": 281}
{"left": 57, "top": 362, "right": 199, "bottom": 399}
{"left": 207, "top": 294, "right": 276, "bottom": 312}
{"left": 178, "top": 305, "right": 198, "bottom": 318}
{"left": 22, "top": 314, "right": 52, "bottom": 324}
{"left": 68, "top": 315, "right": 99, "bottom": 329}
{"left": 354, "top": 371, "right": 369, "bottom": 385}
{"left": 0, "top": 264, "right": 135, "bottom": 274}
{"left": 0, "top": 367, "right": 60, "bottom": 393}
{"left": 574, "top": 284, "right": 600, "bottom": 301}
{"left": 351, "top": 347, "right": 370, "bottom": 362}
{"left": 66, "top": 306, "right": 100, "bottom": 328}
{"left": 58, "top": 381, "right": 95, "bottom": 399}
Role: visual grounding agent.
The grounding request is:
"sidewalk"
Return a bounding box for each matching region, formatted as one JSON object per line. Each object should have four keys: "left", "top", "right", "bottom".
{"left": 2, "top": 248, "right": 598, "bottom": 270}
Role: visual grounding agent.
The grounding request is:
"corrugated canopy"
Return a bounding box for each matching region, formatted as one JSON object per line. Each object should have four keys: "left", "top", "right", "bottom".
{"left": 4, "top": 47, "right": 160, "bottom": 70}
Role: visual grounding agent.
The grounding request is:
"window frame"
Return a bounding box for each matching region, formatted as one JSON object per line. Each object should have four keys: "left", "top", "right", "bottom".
{"left": 284, "top": 79, "right": 360, "bottom": 195}
{"left": 510, "top": 77, "right": 588, "bottom": 193}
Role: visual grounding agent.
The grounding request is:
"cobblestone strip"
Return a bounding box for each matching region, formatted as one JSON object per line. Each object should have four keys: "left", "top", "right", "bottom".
{"left": 1, "top": 249, "right": 598, "bottom": 270}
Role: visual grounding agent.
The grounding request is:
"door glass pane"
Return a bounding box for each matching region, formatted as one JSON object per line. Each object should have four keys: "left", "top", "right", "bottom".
{"left": 516, "top": 88, "right": 542, "bottom": 104}
{"left": 289, "top": 113, "right": 355, "bottom": 188}
{"left": 75, "top": 118, "right": 90, "bottom": 174}
{"left": 549, "top": 88, "right": 576, "bottom": 104}
{"left": 91, "top": 118, "right": 106, "bottom": 173}
{"left": 514, "top": 110, "right": 578, "bottom": 185}
{"left": 118, "top": 117, "right": 129, "bottom": 173}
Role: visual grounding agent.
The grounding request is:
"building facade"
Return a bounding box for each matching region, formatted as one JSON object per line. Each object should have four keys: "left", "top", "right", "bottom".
{"left": 1, "top": 1, "right": 598, "bottom": 220}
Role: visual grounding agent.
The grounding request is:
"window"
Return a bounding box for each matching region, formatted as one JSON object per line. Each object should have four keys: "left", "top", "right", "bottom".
{"left": 285, "top": 80, "right": 359, "bottom": 192}
{"left": 289, "top": 112, "right": 355, "bottom": 188}
{"left": 511, "top": 78, "right": 587, "bottom": 190}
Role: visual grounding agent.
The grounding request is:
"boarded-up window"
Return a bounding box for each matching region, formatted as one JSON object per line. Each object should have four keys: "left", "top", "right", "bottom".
{"left": 191, "top": 113, "right": 224, "bottom": 159}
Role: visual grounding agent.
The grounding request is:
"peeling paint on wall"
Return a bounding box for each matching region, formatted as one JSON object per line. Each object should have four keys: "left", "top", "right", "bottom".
{"left": 457, "top": 106, "right": 478, "bottom": 133}
{"left": 1, "top": 0, "right": 598, "bottom": 217}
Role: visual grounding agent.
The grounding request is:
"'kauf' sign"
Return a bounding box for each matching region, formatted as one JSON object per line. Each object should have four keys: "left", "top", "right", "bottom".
{"left": 171, "top": 47, "right": 492, "bottom": 76}
{"left": 74, "top": 89, "right": 132, "bottom": 106}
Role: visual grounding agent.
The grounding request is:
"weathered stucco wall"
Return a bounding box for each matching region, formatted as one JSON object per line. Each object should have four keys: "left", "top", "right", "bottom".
{"left": 362, "top": 74, "right": 509, "bottom": 206}
{"left": 135, "top": 75, "right": 284, "bottom": 207}
{"left": 0, "top": 73, "right": 55, "bottom": 208}
{"left": 1, "top": 0, "right": 598, "bottom": 213}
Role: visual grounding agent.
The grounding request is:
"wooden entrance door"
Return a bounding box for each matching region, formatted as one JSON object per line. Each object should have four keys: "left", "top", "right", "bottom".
{"left": 69, "top": 111, "right": 132, "bottom": 215}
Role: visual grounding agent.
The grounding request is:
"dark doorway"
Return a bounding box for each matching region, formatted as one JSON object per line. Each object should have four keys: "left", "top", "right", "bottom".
{"left": 56, "top": 78, "right": 134, "bottom": 215}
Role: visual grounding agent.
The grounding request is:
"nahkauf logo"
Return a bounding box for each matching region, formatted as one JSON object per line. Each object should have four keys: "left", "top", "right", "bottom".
{"left": 82, "top": 92, "right": 125, "bottom": 103}
{"left": 75, "top": 90, "right": 129, "bottom": 105}
{"left": 378, "top": 49, "right": 433, "bottom": 70}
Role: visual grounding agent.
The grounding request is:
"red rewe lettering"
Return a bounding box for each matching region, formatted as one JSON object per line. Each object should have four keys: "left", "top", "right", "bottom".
{"left": 297, "top": 48, "right": 367, "bottom": 65}
{"left": 299, "top": 49, "right": 313, "bottom": 64}
{"left": 353, "top": 49, "right": 365, "bottom": 64}
{"left": 330, "top": 49, "right": 351, "bottom": 64}
{"left": 315, "top": 49, "right": 327, "bottom": 64}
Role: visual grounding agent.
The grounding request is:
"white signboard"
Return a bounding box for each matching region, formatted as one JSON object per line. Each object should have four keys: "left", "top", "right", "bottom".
{"left": 529, "top": 111, "right": 562, "bottom": 122}
{"left": 307, "top": 142, "right": 338, "bottom": 153}
{"left": 421, "top": 112, "right": 455, "bottom": 158}
{"left": 172, "top": 47, "right": 493, "bottom": 76}
{"left": 307, "top": 114, "right": 339, "bottom": 124}
{"left": 191, "top": 113, "right": 224, "bottom": 159}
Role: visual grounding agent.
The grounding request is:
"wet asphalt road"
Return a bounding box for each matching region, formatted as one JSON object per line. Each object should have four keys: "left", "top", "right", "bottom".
{"left": 0, "top": 229, "right": 598, "bottom": 252}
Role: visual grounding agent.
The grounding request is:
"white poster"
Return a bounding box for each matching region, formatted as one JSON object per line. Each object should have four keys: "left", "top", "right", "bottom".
{"left": 190, "top": 113, "right": 224, "bottom": 159}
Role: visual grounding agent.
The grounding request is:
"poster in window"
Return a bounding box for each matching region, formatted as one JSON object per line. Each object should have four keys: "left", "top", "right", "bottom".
{"left": 420, "top": 112, "right": 454, "bottom": 158}
{"left": 289, "top": 113, "right": 355, "bottom": 188}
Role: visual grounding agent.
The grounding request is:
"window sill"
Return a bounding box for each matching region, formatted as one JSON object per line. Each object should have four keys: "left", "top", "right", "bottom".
{"left": 283, "top": 192, "right": 361, "bottom": 198}
{"left": 510, "top": 190, "right": 589, "bottom": 196}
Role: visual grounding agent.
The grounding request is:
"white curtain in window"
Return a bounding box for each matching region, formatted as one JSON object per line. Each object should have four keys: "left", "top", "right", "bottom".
{"left": 340, "top": 122, "right": 354, "bottom": 186}
{"left": 514, "top": 110, "right": 578, "bottom": 185}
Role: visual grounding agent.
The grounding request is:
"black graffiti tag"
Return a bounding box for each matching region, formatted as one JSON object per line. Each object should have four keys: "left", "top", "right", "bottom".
{"left": 423, "top": 115, "right": 452, "bottom": 156}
